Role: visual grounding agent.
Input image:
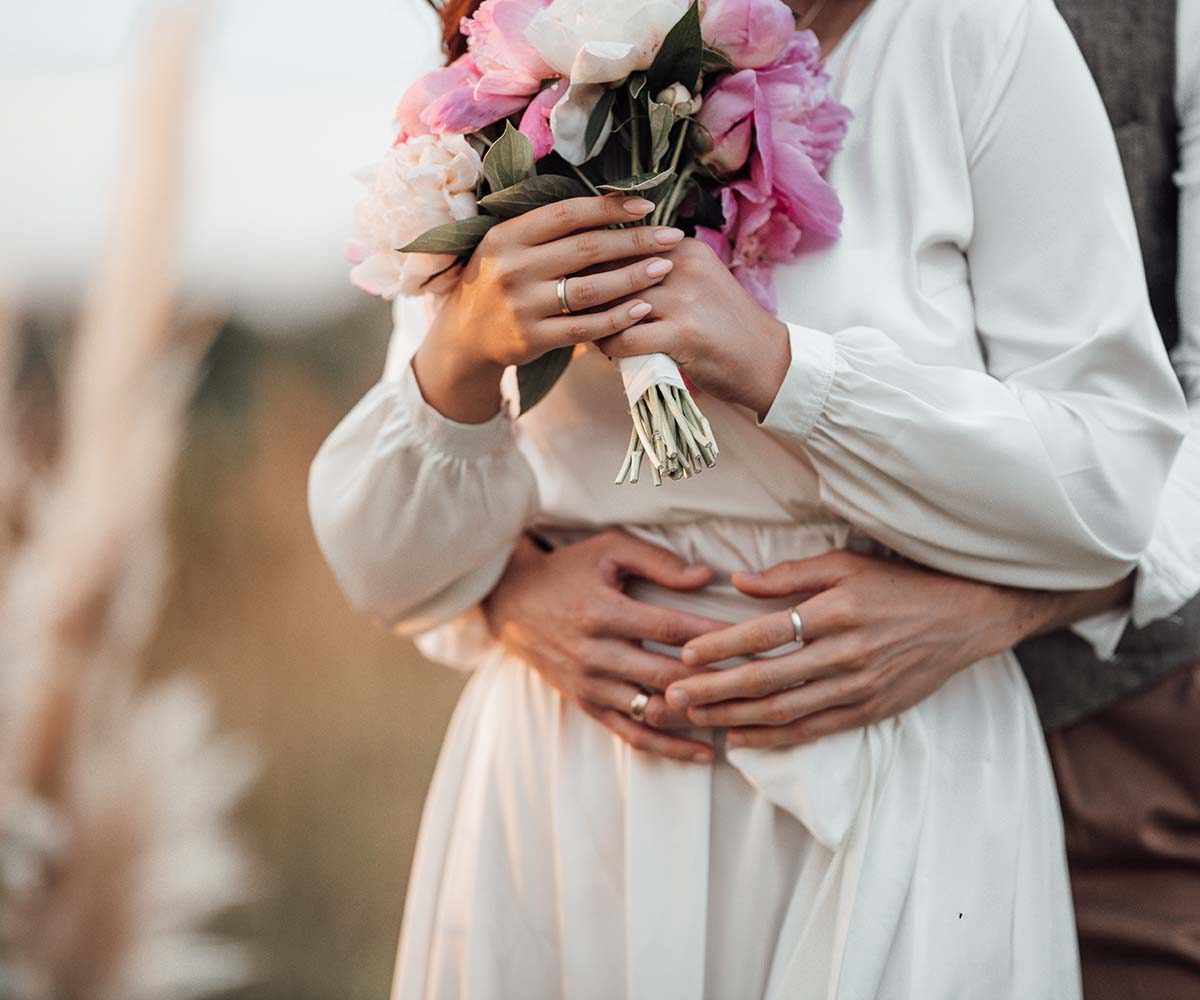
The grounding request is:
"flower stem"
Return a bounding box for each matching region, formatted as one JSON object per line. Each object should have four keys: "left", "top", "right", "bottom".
{"left": 568, "top": 161, "right": 602, "bottom": 195}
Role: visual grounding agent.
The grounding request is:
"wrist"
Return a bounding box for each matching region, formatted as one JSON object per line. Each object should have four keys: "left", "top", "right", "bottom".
{"left": 749, "top": 316, "right": 792, "bottom": 421}
{"left": 414, "top": 304, "right": 506, "bottom": 423}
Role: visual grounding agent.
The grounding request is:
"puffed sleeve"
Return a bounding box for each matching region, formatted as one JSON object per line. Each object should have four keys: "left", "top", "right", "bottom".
{"left": 307, "top": 294, "right": 538, "bottom": 635}
{"left": 761, "top": 0, "right": 1188, "bottom": 590}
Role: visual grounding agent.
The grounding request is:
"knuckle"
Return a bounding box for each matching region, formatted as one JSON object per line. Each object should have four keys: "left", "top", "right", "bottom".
{"left": 573, "top": 231, "right": 602, "bottom": 261}
{"left": 643, "top": 701, "right": 669, "bottom": 728}
{"left": 550, "top": 199, "right": 576, "bottom": 226}
{"left": 632, "top": 227, "right": 658, "bottom": 253}
{"left": 746, "top": 662, "right": 776, "bottom": 694}
{"left": 765, "top": 701, "right": 796, "bottom": 726}
{"left": 566, "top": 319, "right": 590, "bottom": 342}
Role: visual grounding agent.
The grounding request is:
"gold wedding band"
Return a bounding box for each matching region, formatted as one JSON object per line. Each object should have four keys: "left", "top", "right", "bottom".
{"left": 789, "top": 606, "right": 805, "bottom": 645}
{"left": 629, "top": 690, "right": 650, "bottom": 723}
{"left": 556, "top": 275, "right": 573, "bottom": 315}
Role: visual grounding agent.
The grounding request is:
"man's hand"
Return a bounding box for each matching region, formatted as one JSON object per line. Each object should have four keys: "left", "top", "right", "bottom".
{"left": 663, "top": 551, "right": 1133, "bottom": 749}
{"left": 482, "top": 530, "right": 726, "bottom": 763}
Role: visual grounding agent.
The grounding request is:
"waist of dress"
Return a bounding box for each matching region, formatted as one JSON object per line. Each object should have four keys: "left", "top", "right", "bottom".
{"left": 533, "top": 514, "right": 876, "bottom": 580}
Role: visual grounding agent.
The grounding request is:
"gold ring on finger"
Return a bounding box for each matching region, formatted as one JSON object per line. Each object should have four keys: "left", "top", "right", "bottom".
{"left": 629, "top": 690, "right": 650, "bottom": 723}
{"left": 556, "top": 275, "right": 573, "bottom": 314}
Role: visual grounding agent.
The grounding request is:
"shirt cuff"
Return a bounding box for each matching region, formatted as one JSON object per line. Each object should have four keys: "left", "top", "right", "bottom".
{"left": 393, "top": 352, "right": 516, "bottom": 460}
{"left": 759, "top": 322, "right": 839, "bottom": 440}
{"left": 1068, "top": 606, "right": 1129, "bottom": 661}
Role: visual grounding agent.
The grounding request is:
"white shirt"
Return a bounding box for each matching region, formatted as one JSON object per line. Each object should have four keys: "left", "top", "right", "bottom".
{"left": 1073, "top": 0, "right": 1200, "bottom": 652}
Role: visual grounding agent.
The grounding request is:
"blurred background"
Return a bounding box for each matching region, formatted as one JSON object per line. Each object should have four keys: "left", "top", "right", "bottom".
{"left": 0, "top": 2, "right": 464, "bottom": 997}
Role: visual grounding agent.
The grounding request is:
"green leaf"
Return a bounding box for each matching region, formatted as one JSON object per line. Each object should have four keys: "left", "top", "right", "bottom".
{"left": 646, "top": 1, "right": 702, "bottom": 94}
{"left": 701, "top": 46, "right": 736, "bottom": 73}
{"left": 584, "top": 87, "right": 617, "bottom": 161}
{"left": 398, "top": 214, "right": 499, "bottom": 255}
{"left": 597, "top": 168, "right": 675, "bottom": 192}
{"left": 483, "top": 121, "right": 536, "bottom": 192}
{"left": 647, "top": 99, "right": 675, "bottom": 170}
{"left": 518, "top": 347, "right": 573, "bottom": 413}
{"left": 628, "top": 72, "right": 647, "bottom": 99}
{"left": 478, "top": 174, "right": 590, "bottom": 218}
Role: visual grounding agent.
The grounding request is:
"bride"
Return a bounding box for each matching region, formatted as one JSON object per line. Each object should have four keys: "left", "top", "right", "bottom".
{"left": 309, "top": 0, "right": 1186, "bottom": 996}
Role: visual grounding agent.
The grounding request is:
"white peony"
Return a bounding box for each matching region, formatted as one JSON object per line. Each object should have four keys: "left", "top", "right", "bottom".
{"left": 524, "top": 0, "right": 689, "bottom": 164}
{"left": 348, "top": 132, "right": 484, "bottom": 300}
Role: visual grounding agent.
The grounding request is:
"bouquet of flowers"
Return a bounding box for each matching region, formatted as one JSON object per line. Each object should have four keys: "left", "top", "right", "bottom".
{"left": 347, "top": 0, "right": 849, "bottom": 485}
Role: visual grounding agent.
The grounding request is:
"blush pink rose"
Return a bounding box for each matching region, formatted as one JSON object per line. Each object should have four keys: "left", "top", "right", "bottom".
{"left": 699, "top": 0, "right": 794, "bottom": 69}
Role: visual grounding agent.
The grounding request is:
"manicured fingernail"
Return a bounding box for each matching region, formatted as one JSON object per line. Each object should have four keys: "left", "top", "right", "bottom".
{"left": 666, "top": 688, "right": 690, "bottom": 709}
{"left": 681, "top": 647, "right": 698, "bottom": 665}
{"left": 655, "top": 226, "right": 685, "bottom": 244}
{"left": 628, "top": 301, "right": 652, "bottom": 319}
{"left": 726, "top": 734, "right": 744, "bottom": 748}
{"left": 645, "top": 257, "right": 673, "bottom": 278}
{"left": 623, "top": 197, "right": 655, "bottom": 215}
{"left": 692, "top": 751, "right": 712, "bottom": 764}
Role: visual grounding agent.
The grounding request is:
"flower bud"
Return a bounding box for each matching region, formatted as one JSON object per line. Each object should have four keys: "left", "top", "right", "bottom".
{"left": 655, "top": 83, "right": 703, "bottom": 116}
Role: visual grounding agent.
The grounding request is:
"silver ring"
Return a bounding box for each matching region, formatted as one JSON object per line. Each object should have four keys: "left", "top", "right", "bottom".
{"left": 789, "top": 606, "right": 804, "bottom": 645}
{"left": 556, "top": 275, "right": 573, "bottom": 315}
{"left": 629, "top": 690, "right": 650, "bottom": 723}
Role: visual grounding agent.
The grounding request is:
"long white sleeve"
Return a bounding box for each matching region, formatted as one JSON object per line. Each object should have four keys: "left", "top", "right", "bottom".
{"left": 761, "top": 0, "right": 1188, "bottom": 591}
{"left": 307, "top": 295, "right": 537, "bottom": 635}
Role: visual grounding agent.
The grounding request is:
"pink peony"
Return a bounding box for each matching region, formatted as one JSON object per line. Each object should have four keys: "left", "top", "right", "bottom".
{"left": 348, "top": 133, "right": 484, "bottom": 300}
{"left": 699, "top": 0, "right": 794, "bottom": 69}
{"left": 395, "top": 0, "right": 556, "bottom": 139}
{"left": 693, "top": 68, "right": 756, "bottom": 173}
{"left": 697, "top": 30, "right": 851, "bottom": 311}
{"left": 518, "top": 79, "right": 566, "bottom": 157}
{"left": 395, "top": 56, "right": 482, "bottom": 139}
{"left": 464, "top": 0, "right": 556, "bottom": 97}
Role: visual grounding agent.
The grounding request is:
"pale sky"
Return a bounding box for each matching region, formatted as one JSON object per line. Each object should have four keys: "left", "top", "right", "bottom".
{"left": 0, "top": 0, "right": 445, "bottom": 331}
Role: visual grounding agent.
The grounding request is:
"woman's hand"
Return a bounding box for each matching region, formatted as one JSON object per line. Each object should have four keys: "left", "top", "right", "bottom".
{"left": 482, "top": 531, "right": 726, "bottom": 763}
{"left": 594, "top": 237, "right": 793, "bottom": 420}
{"left": 413, "top": 195, "right": 687, "bottom": 423}
{"left": 661, "top": 552, "right": 1057, "bottom": 748}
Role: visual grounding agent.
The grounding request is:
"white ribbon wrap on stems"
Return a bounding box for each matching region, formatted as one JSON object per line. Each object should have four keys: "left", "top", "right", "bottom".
{"left": 612, "top": 352, "right": 718, "bottom": 486}
{"left": 618, "top": 352, "right": 687, "bottom": 406}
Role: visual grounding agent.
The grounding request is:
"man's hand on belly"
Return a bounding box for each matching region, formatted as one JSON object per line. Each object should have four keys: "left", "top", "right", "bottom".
{"left": 482, "top": 530, "right": 727, "bottom": 764}
{"left": 662, "top": 552, "right": 1095, "bottom": 748}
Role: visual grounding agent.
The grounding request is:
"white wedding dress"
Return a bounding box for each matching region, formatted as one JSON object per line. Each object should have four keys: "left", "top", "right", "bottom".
{"left": 307, "top": 0, "right": 1188, "bottom": 996}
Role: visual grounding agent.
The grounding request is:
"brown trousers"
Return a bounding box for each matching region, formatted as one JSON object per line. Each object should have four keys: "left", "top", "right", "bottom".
{"left": 1047, "top": 662, "right": 1200, "bottom": 1000}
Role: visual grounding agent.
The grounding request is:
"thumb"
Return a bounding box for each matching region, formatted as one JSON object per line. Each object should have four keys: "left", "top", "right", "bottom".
{"left": 732, "top": 552, "right": 850, "bottom": 598}
{"left": 609, "top": 536, "right": 714, "bottom": 591}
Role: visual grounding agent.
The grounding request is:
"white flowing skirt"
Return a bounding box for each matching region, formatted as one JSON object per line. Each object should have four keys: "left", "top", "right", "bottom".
{"left": 390, "top": 520, "right": 1083, "bottom": 1000}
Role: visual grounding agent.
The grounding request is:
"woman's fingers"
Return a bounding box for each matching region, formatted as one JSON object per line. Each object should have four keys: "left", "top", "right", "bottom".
{"left": 604, "top": 593, "right": 725, "bottom": 648}
{"left": 680, "top": 610, "right": 797, "bottom": 666}
{"left": 586, "top": 639, "right": 705, "bottom": 707}
{"left": 530, "top": 224, "right": 685, "bottom": 278}
{"left": 685, "top": 668, "right": 871, "bottom": 728}
{"left": 731, "top": 552, "right": 858, "bottom": 598}
{"left": 509, "top": 193, "right": 655, "bottom": 246}
{"left": 555, "top": 256, "right": 675, "bottom": 314}
{"left": 725, "top": 703, "right": 871, "bottom": 749}
{"left": 593, "top": 320, "right": 678, "bottom": 359}
{"left": 603, "top": 532, "right": 714, "bottom": 591}
{"left": 680, "top": 589, "right": 840, "bottom": 667}
{"left": 539, "top": 298, "right": 656, "bottom": 348}
{"left": 579, "top": 678, "right": 714, "bottom": 763}
{"left": 666, "top": 631, "right": 860, "bottom": 709}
